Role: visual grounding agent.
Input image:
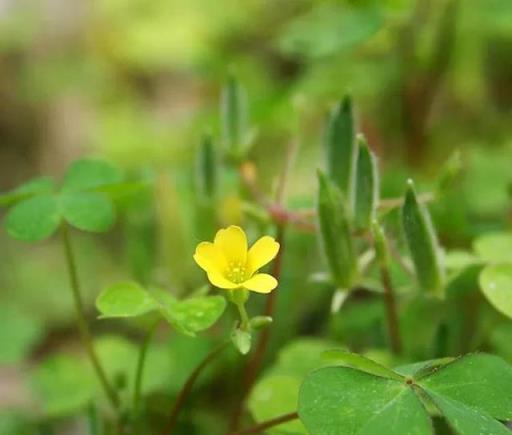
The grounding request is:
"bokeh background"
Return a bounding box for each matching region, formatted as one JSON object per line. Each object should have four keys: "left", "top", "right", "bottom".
{"left": 1, "top": 0, "right": 512, "bottom": 433}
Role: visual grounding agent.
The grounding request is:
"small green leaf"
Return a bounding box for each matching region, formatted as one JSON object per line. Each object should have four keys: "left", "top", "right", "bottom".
{"left": 325, "top": 95, "right": 356, "bottom": 202}
{"left": 298, "top": 367, "right": 432, "bottom": 435}
{"left": 31, "top": 354, "right": 95, "bottom": 417}
{"left": 322, "top": 349, "right": 404, "bottom": 381}
{"left": 354, "top": 135, "right": 378, "bottom": 231}
{"left": 60, "top": 192, "right": 115, "bottom": 233}
{"left": 479, "top": 264, "right": 512, "bottom": 319}
{"left": 221, "top": 76, "right": 248, "bottom": 157}
{"left": 402, "top": 180, "right": 444, "bottom": 297}
{"left": 61, "top": 159, "right": 123, "bottom": 193}
{"left": 427, "top": 393, "right": 510, "bottom": 435}
{"left": 96, "top": 281, "right": 158, "bottom": 318}
{"left": 249, "top": 316, "right": 273, "bottom": 331}
{"left": 231, "top": 328, "right": 251, "bottom": 355}
{"left": 371, "top": 220, "right": 390, "bottom": 267}
{"left": 317, "top": 171, "right": 357, "bottom": 289}
{"left": 5, "top": 195, "right": 61, "bottom": 241}
{"left": 151, "top": 290, "right": 226, "bottom": 336}
{"left": 473, "top": 232, "right": 512, "bottom": 264}
{"left": 196, "top": 133, "right": 218, "bottom": 199}
{"left": 0, "top": 176, "right": 55, "bottom": 207}
{"left": 419, "top": 354, "right": 512, "bottom": 420}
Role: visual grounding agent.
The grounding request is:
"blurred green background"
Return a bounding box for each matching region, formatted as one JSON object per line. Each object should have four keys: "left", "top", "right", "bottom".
{"left": 1, "top": 0, "right": 512, "bottom": 433}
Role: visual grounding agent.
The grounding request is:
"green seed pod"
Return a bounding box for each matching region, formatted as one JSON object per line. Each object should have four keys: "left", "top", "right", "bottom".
{"left": 371, "top": 220, "right": 390, "bottom": 268}
{"left": 325, "top": 95, "right": 357, "bottom": 208}
{"left": 221, "top": 75, "right": 248, "bottom": 158}
{"left": 249, "top": 316, "right": 273, "bottom": 330}
{"left": 402, "top": 180, "right": 445, "bottom": 298}
{"left": 354, "top": 135, "right": 379, "bottom": 231}
{"left": 196, "top": 134, "right": 218, "bottom": 199}
{"left": 317, "top": 170, "right": 357, "bottom": 289}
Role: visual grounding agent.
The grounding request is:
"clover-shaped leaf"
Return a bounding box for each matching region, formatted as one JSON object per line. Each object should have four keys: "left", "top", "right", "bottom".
{"left": 96, "top": 282, "right": 158, "bottom": 318}
{"left": 5, "top": 195, "right": 61, "bottom": 241}
{"left": 60, "top": 192, "right": 115, "bottom": 233}
{"left": 298, "top": 353, "right": 512, "bottom": 435}
{"left": 61, "top": 159, "right": 123, "bottom": 193}
{"left": 96, "top": 282, "right": 226, "bottom": 337}
{"left": 0, "top": 176, "right": 55, "bottom": 207}
{"left": 479, "top": 264, "right": 512, "bottom": 319}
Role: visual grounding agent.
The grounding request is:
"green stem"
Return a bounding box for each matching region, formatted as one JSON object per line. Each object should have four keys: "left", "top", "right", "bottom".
{"left": 61, "top": 223, "right": 120, "bottom": 410}
{"left": 236, "top": 302, "right": 250, "bottom": 330}
{"left": 133, "top": 320, "right": 160, "bottom": 415}
{"left": 379, "top": 264, "right": 402, "bottom": 355}
{"left": 162, "top": 341, "right": 230, "bottom": 434}
{"left": 232, "top": 411, "right": 299, "bottom": 434}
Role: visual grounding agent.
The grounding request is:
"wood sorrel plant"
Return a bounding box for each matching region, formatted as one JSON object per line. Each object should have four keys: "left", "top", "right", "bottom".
{"left": 2, "top": 80, "right": 512, "bottom": 435}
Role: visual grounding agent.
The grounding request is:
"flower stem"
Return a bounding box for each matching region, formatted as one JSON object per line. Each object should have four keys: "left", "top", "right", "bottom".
{"left": 61, "top": 223, "right": 120, "bottom": 411}
{"left": 162, "top": 340, "right": 230, "bottom": 434}
{"left": 379, "top": 264, "right": 402, "bottom": 355}
{"left": 133, "top": 320, "right": 160, "bottom": 415}
{"left": 231, "top": 411, "right": 299, "bottom": 434}
{"left": 236, "top": 301, "right": 250, "bottom": 330}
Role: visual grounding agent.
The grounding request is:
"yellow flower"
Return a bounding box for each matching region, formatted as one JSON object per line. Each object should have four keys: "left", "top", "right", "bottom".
{"left": 193, "top": 226, "right": 280, "bottom": 294}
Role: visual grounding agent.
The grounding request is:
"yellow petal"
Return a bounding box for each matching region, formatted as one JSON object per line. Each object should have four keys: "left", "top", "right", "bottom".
{"left": 242, "top": 273, "right": 278, "bottom": 294}
{"left": 193, "top": 242, "right": 226, "bottom": 275}
{"left": 247, "top": 236, "right": 280, "bottom": 274}
{"left": 207, "top": 271, "right": 239, "bottom": 289}
{"left": 214, "top": 225, "right": 248, "bottom": 264}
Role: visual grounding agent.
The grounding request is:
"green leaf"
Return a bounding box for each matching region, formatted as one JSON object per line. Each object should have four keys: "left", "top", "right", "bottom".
{"left": 5, "top": 195, "right": 61, "bottom": 241}
{"left": 419, "top": 354, "right": 512, "bottom": 420}
{"left": 473, "top": 232, "right": 512, "bottom": 264}
{"left": 298, "top": 367, "right": 432, "bottom": 435}
{"left": 371, "top": 220, "right": 390, "bottom": 267}
{"left": 0, "top": 304, "right": 42, "bottom": 364}
{"left": 60, "top": 192, "right": 115, "bottom": 233}
{"left": 402, "top": 180, "right": 444, "bottom": 297}
{"left": 221, "top": 76, "right": 248, "bottom": 157}
{"left": 96, "top": 281, "right": 158, "bottom": 318}
{"left": 394, "top": 358, "right": 455, "bottom": 379}
{"left": 30, "top": 354, "right": 95, "bottom": 417}
{"left": 479, "top": 264, "right": 512, "bottom": 318}
{"left": 317, "top": 171, "right": 357, "bottom": 289}
{"left": 354, "top": 135, "right": 378, "bottom": 231}
{"left": 322, "top": 349, "right": 404, "bottom": 381}
{"left": 0, "top": 176, "right": 55, "bottom": 207}
{"left": 231, "top": 328, "right": 251, "bottom": 355}
{"left": 325, "top": 96, "right": 356, "bottom": 201}
{"left": 426, "top": 393, "right": 511, "bottom": 435}
{"left": 151, "top": 290, "right": 226, "bottom": 336}
{"left": 61, "top": 158, "right": 123, "bottom": 193}
{"left": 196, "top": 133, "right": 218, "bottom": 199}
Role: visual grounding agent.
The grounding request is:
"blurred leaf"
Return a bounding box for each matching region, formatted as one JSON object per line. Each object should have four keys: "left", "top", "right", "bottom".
{"left": 0, "top": 176, "right": 55, "bottom": 207}
{"left": 444, "top": 250, "right": 479, "bottom": 271}
{"left": 278, "top": 5, "right": 382, "bottom": 59}
{"left": 325, "top": 96, "right": 356, "bottom": 201}
{"left": 473, "top": 232, "right": 512, "bottom": 264}
{"left": 0, "top": 304, "right": 42, "bottom": 364}
{"left": 61, "top": 159, "right": 123, "bottom": 193}
{"left": 221, "top": 76, "right": 249, "bottom": 158}
{"left": 31, "top": 354, "right": 95, "bottom": 417}
{"left": 322, "top": 349, "right": 403, "bottom": 381}
{"left": 354, "top": 135, "right": 379, "bottom": 231}
{"left": 479, "top": 264, "right": 512, "bottom": 319}
{"left": 151, "top": 289, "right": 226, "bottom": 336}
{"left": 402, "top": 181, "right": 445, "bottom": 297}
{"left": 96, "top": 281, "right": 158, "bottom": 318}
{"left": 317, "top": 171, "right": 357, "bottom": 289}
{"left": 419, "top": 354, "right": 512, "bottom": 421}
{"left": 196, "top": 133, "right": 218, "bottom": 199}
{"left": 298, "top": 367, "right": 432, "bottom": 435}
{"left": 0, "top": 412, "right": 33, "bottom": 435}
{"left": 5, "top": 195, "right": 61, "bottom": 242}
{"left": 231, "top": 328, "right": 251, "bottom": 355}
{"left": 60, "top": 192, "right": 116, "bottom": 233}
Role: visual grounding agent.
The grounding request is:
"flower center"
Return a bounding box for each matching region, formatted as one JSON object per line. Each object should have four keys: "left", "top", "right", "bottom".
{"left": 226, "top": 260, "right": 248, "bottom": 284}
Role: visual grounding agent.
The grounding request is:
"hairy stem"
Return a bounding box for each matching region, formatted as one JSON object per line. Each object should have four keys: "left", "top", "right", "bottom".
{"left": 379, "top": 264, "right": 402, "bottom": 355}
{"left": 61, "top": 224, "right": 120, "bottom": 410}
{"left": 231, "top": 412, "right": 299, "bottom": 435}
{"left": 163, "top": 341, "right": 230, "bottom": 434}
{"left": 133, "top": 320, "right": 160, "bottom": 414}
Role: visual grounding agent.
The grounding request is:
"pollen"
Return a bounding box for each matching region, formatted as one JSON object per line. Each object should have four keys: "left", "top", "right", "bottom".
{"left": 226, "top": 260, "right": 247, "bottom": 284}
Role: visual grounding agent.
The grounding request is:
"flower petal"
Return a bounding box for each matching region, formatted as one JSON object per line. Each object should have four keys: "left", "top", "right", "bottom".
{"left": 207, "top": 271, "right": 239, "bottom": 289}
{"left": 242, "top": 273, "right": 278, "bottom": 294}
{"left": 214, "top": 225, "right": 248, "bottom": 264}
{"left": 247, "top": 236, "right": 280, "bottom": 273}
{"left": 193, "top": 242, "right": 226, "bottom": 275}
